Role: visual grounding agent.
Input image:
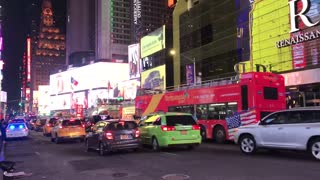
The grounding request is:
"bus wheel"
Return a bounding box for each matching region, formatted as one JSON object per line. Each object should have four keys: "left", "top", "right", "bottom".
{"left": 200, "top": 126, "right": 206, "bottom": 141}
{"left": 213, "top": 126, "right": 226, "bottom": 144}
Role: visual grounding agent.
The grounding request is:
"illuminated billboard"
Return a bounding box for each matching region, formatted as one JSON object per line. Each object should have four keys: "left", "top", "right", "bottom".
{"left": 141, "top": 65, "right": 166, "bottom": 91}
{"left": 50, "top": 94, "right": 71, "bottom": 111}
{"left": 49, "top": 62, "right": 129, "bottom": 95}
{"left": 248, "top": 0, "right": 320, "bottom": 72}
{"left": 128, "top": 43, "right": 142, "bottom": 79}
{"left": 38, "top": 86, "right": 50, "bottom": 116}
{"left": 140, "top": 25, "right": 166, "bottom": 58}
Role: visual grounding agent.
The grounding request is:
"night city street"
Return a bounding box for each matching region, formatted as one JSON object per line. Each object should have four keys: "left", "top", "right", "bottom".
{"left": 2, "top": 131, "right": 319, "bottom": 180}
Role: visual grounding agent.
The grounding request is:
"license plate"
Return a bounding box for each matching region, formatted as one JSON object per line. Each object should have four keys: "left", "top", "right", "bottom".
{"left": 120, "top": 135, "right": 129, "bottom": 140}
{"left": 180, "top": 130, "right": 187, "bottom": 135}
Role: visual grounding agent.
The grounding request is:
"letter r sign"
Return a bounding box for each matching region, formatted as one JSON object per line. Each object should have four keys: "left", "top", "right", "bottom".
{"left": 289, "top": 0, "right": 320, "bottom": 33}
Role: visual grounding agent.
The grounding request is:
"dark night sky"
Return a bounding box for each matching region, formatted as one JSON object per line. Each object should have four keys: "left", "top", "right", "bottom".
{"left": 2, "top": 0, "right": 66, "bottom": 111}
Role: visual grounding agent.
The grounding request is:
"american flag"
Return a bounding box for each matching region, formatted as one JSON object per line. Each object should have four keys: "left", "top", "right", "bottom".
{"left": 226, "top": 109, "right": 257, "bottom": 140}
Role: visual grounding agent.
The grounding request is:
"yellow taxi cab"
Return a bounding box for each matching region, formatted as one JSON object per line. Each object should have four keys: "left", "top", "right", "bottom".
{"left": 43, "top": 118, "right": 58, "bottom": 136}
{"left": 50, "top": 118, "right": 86, "bottom": 144}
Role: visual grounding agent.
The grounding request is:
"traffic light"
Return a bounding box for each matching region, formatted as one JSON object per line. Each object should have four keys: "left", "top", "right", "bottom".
{"left": 19, "top": 102, "right": 22, "bottom": 107}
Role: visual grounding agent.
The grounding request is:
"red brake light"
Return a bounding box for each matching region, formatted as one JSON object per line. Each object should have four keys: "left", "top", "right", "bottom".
{"left": 46, "top": 124, "right": 51, "bottom": 127}
{"left": 192, "top": 125, "right": 200, "bottom": 130}
{"left": 135, "top": 129, "right": 140, "bottom": 138}
{"left": 59, "top": 126, "right": 63, "bottom": 129}
{"left": 105, "top": 131, "right": 113, "bottom": 140}
{"left": 161, "top": 125, "right": 176, "bottom": 131}
{"left": 82, "top": 124, "right": 85, "bottom": 128}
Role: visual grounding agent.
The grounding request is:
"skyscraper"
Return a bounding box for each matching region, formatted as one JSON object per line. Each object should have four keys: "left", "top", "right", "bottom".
{"left": 66, "top": 0, "right": 95, "bottom": 66}
{"left": 96, "top": 0, "right": 131, "bottom": 62}
{"left": 30, "top": 0, "right": 66, "bottom": 111}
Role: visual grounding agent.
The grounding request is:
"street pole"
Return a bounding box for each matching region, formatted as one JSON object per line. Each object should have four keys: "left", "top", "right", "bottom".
{"left": 193, "top": 57, "right": 196, "bottom": 85}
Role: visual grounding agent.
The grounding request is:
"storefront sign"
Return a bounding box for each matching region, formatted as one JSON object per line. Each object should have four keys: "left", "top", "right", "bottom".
{"left": 289, "top": 0, "right": 320, "bottom": 33}
{"left": 276, "top": 30, "right": 320, "bottom": 48}
{"left": 282, "top": 68, "right": 320, "bottom": 86}
{"left": 277, "top": 0, "right": 320, "bottom": 48}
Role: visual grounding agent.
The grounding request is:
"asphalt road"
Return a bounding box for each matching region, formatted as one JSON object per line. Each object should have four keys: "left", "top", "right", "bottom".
{"left": 2, "top": 131, "right": 320, "bottom": 180}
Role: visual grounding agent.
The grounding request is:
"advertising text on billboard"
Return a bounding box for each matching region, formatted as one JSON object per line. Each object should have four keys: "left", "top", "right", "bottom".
{"left": 140, "top": 25, "right": 166, "bottom": 58}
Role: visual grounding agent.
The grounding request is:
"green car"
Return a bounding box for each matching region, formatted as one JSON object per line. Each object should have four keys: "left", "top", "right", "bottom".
{"left": 138, "top": 112, "right": 202, "bottom": 151}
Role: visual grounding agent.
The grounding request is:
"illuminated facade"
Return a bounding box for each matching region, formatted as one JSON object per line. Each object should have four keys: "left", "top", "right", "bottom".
{"left": 172, "top": 0, "right": 320, "bottom": 107}
{"left": 30, "top": 0, "right": 66, "bottom": 112}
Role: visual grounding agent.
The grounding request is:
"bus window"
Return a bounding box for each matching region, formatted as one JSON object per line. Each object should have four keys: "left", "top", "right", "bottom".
{"left": 227, "top": 102, "right": 238, "bottom": 116}
{"left": 169, "top": 105, "right": 194, "bottom": 115}
{"left": 196, "top": 104, "right": 208, "bottom": 120}
{"left": 264, "top": 87, "right": 278, "bottom": 100}
{"left": 208, "top": 103, "right": 227, "bottom": 120}
{"left": 241, "top": 85, "right": 248, "bottom": 110}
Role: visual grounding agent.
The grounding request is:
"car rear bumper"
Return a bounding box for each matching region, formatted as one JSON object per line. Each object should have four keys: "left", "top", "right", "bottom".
{"left": 104, "top": 139, "right": 141, "bottom": 150}
{"left": 7, "top": 131, "right": 29, "bottom": 138}
{"left": 159, "top": 136, "right": 202, "bottom": 147}
{"left": 59, "top": 135, "right": 85, "bottom": 140}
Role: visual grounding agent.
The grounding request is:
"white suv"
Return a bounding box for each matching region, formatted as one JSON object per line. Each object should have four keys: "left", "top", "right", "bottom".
{"left": 234, "top": 107, "right": 320, "bottom": 160}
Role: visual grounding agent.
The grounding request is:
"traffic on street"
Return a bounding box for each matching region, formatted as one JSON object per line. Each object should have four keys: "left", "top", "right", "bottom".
{"left": 1, "top": 130, "right": 319, "bottom": 180}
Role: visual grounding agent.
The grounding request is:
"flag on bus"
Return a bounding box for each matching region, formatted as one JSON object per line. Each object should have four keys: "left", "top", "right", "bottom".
{"left": 226, "top": 108, "right": 256, "bottom": 140}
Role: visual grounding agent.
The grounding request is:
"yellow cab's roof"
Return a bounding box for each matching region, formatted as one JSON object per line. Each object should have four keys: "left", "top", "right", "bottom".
{"left": 145, "top": 115, "right": 160, "bottom": 123}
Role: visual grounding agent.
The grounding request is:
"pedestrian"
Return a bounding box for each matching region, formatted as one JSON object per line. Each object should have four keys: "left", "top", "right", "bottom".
{"left": 0, "top": 119, "right": 6, "bottom": 143}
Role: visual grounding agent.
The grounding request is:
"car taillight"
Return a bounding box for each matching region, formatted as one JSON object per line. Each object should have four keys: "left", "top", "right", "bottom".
{"left": 135, "top": 129, "right": 140, "bottom": 138}
{"left": 59, "top": 126, "right": 63, "bottom": 129}
{"left": 161, "top": 125, "right": 176, "bottom": 131}
{"left": 192, "top": 125, "right": 200, "bottom": 130}
{"left": 105, "top": 131, "right": 113, "bottom": 140}
{"left": 46, "top": 124, "right": 51, "bottom": 127}
{"left": 81, "top": 124, "right": 85, "bottom": 128}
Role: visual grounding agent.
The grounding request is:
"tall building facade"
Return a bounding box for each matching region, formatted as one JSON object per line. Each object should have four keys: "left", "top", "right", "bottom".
{"left": 172, "top": 0, "right": 320, "bottom": 107}
{"left": 95, "top": 0, "right": 131, "bottom": 62}
{"left": 131, "top": 0, "right": 173, "bottom": 43}
{"left": 66, "top": 0, "right": 95, "bottom": 66}
{"left": 30, "top": 0, "right": 66, "bottom": 111}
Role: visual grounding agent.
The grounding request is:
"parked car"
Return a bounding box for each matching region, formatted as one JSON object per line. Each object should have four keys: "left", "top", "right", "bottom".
{"left": 138, "top": 112, "right": 201, "bottom": 151}
{"left": 43, "top": 118, "right": 58, "bottom": 136}
{"left": 51, "top": 118, "right": 86, "bottom": 144}
{"left": 234, "top": 107, "right": 320, "bottom": 160}
{"left": 6, "top": 122, "right": 29, "bottom": 139}
{"left": 85, "top": 119, "right": 140, "bottom": 156}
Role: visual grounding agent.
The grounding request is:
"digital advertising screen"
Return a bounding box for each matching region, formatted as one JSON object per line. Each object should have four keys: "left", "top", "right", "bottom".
{"left": 128, "top": 43, "right": 142, "bottom": 79}
{"left": 141, "top": 65, "right": 166, "bottom": 91}
{"left": 140, "top": 25, "right": 166, "bottom": 58}
{"left": 50, "top": 94, "right": 71, "bottom": 111}
{"left": 50, "top": 62, "right": 129, "bottom": 95}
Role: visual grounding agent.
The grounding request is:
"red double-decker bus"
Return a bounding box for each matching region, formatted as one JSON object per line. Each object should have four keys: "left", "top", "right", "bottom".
{"left": 135, "top": 72, "right": 286, "bottom": 143}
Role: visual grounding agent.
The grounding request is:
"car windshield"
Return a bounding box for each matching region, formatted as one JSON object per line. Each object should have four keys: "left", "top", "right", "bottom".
{"left": 7, "top": 123, "right": 26, "bottom": 130}
{"left": 62, "top": 120, "right": 81, "bottom": 126}
{"left": 166, "top": 115, "right": 196, "bottom": 126}
{"left": 107, "top": 121, "right": 137, "bottom": 130}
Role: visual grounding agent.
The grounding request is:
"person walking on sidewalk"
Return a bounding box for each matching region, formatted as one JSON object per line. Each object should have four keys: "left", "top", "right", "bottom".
{"left": 0, "top": 119, "right": 6, "bottom": 143}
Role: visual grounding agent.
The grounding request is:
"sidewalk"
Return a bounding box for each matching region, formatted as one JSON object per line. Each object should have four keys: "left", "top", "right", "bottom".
{"left": 0, "top": 140, "right": 5, "bottom": 161}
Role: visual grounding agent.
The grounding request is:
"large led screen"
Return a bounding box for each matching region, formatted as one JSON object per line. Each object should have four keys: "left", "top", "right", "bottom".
{"left": 50, "top": 94, "right": 71, "bottom": 111}
{"left": 50, "top": 62, "right": 129, "bottom": 95}
{"left": 128, "top": 43, "right": 142, "bottom": 79}
{"left": 38, "top": 86, "right": 50, "bottom": 115}
{"left": 141, "top": 65, "right": 166, "bottom": 91}
{"left": 140, "top": 25, "right": 166, "bottom": 58}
